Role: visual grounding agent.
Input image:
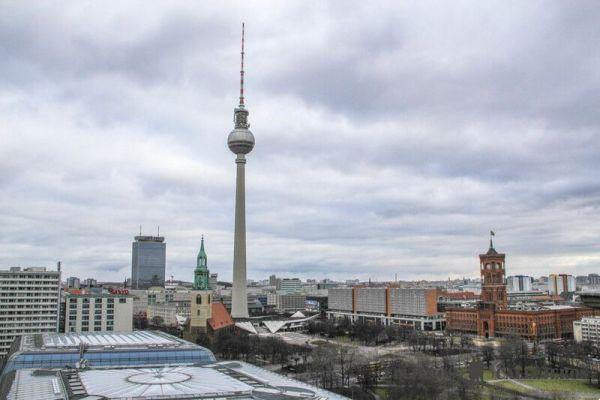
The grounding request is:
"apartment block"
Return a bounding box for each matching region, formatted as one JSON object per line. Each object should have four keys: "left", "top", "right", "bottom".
{"left": 327, "top": 287, "right": 353, "bottom": 312}
{"left": 275, "top": 293, "right": 306, "bottom": 312}
{"left": 574, "top": 316, "right": 600, "bottom": 343}
{"left": 327, "top": 286, "right": 443, "bottom": 330}
{"left": 355, "top": 287, "right": 387, "bottom": 314}
{"left": 0, "top": 267, "right": 61, "bottom": 356}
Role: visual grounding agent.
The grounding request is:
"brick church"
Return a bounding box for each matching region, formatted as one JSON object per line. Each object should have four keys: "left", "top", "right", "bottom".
{"left": 446, "top": 236, "right": 596, "bottom": 340}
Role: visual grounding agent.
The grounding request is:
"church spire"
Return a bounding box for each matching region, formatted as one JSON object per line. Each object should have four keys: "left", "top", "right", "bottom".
{"left": 194, "top": 236, "right": 209, "bottom": 290}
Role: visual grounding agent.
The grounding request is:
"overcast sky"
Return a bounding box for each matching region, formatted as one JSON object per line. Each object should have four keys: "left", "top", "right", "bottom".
{"left": 1, "top": 1, "right": 599, "bottom": 283}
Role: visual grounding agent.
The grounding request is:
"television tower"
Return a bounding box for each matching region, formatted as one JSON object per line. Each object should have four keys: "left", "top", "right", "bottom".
{"left": 228, "top": 23, "right": 254, "bottom": 318}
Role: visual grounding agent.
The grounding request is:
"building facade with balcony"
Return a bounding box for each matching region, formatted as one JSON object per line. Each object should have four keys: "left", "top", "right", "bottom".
{"left": 0, "top": 267, "right": 61, "bottom": 356}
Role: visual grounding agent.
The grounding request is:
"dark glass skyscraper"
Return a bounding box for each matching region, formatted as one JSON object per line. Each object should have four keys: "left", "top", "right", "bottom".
{"left": 131, "top": 235, "right": 166, "bottom": 289}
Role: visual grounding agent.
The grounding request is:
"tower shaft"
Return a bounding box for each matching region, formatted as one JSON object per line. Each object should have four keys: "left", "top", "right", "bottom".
{"left": 231, "top": 154, "right": 249, "bottom": 318}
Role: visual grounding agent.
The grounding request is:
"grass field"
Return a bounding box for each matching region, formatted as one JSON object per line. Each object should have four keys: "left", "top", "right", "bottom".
{"left": 520, "top": 379, "right": 600, "bottom": 394}
{"left": 482, "top": 370, "right": 494, "bottom": 381}
{"left": 494, "top": 380, "right": 529, "bottom": 393}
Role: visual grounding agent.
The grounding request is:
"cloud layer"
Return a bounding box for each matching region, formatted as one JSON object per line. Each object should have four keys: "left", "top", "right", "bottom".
{"left": 1, "top": 1, "right": 599, "bottom": 282}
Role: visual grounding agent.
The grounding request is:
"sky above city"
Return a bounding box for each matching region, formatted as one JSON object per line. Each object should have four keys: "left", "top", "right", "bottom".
{"left": 1, "top": 1, "right": 599, "bottom": 283}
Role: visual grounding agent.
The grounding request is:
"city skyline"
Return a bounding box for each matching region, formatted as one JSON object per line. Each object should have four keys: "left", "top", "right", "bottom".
{"left": 1, "top": 2, "right": 600, "bottom": 282}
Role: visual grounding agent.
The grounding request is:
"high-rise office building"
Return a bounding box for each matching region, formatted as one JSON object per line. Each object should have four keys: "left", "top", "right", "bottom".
{"left": 0, "top": 266, "right": 61, "bottom": 356}
{"left": 66, "top": 276, "right": 81, "bottom": 289}
{"left": 506, "top": 275, "right": 533, "bottom": 292}
{"left": 228, "top": 24, "right": 255, "bottom": 319}
{"left": 131, "top": 235, "right": 166, "bottom": 289}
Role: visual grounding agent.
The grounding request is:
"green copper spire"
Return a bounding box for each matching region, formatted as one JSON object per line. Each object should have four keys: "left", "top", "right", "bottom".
{"left": 193, "top": 236, "right": 210, "bottom": 290}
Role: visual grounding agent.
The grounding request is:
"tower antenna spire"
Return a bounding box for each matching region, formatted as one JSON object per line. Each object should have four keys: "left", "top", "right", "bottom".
{"left": 239, "top": 22, "right": 245, "bottom": 107}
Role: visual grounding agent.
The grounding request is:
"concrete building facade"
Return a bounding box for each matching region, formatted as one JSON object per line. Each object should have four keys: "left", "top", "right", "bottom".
{"left": 548, "top": 274, "right": 576, "bottom": 295}
{"left": 506, "top": 275, "right": 533, "bottom": 293}
{"left": 0, "top": 267, "right": 61, "bottom": 356}
{"left": 64, "top": 293, "right": 133, "bottom": 333}
{"left": 327, "top": 286, "right": 444, "bottom": 330}
{"left": 275, "top": 293, "right": 307, "bottom": 312}
{"left": 228, "top": 25, "right": 254, "bottom": 319}
{"left": 574, "top": 316, "right": 600, "bottom": 343}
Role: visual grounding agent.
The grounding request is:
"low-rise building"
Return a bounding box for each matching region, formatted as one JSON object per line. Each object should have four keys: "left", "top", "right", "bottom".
{"left": 574, "top": 316, "right": 600, "bottom": 343}
{"left": 64, "top": 292, "right": 133, "bottom": 333}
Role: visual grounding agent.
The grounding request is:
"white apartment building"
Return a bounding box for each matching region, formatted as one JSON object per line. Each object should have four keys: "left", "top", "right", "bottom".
{"left": 0, "top": 267, "right": 61, "bottom": 355}
{"left": 574, "top": 316, "right": 600, "bottom": 343}
{"left": 506, "top": 275, "right": 533, "bottom": 293}
{"left": 549, "top": 274, "right": 576, "bottom": 295}
{"left": 64, "top": 293, "right": 133, "bottom": 333}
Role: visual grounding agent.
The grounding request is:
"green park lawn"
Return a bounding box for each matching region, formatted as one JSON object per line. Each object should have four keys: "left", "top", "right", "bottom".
{"left": 520, "top": 379, "right": 600, "bottom": 394}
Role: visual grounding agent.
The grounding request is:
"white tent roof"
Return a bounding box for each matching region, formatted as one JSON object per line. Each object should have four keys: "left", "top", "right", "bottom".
{"left": 290, "top": 311, "right": 306, "bottom": 318}
{"left": 235, "top": 321, "right": 257, "bottom": 334}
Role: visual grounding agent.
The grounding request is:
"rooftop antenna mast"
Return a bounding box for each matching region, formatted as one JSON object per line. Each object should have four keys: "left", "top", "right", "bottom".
{"left": 139, "top": 225, "right": 142, "bottom": 236}
{"left": 157, "top": 225, "right": 160, "bottom": 237}
{"left": 239, "top": 22, "right": 245, "bottom": 108}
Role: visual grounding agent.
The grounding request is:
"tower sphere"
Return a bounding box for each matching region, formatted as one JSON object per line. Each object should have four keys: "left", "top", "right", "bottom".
{"left": 228, "top": 127, "right": 255, "bottom": 155}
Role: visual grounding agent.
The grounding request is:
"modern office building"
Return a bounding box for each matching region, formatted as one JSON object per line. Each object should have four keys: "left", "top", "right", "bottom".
{"left": 64, "top": 292, "right": 133, "bottom": 333}
{"left": 548, "top": 274, "right": 576, "bottom": 295}
{"left": 131, "top": 235, "right": 166, "bottom": 289}
{"left": 0, "top": 267, "right": 61, "bottom": 356}
{"left": 506, "top": 275, "right": 533, "bottom": 293}
{"left": 280, "top": 278, "right": 302, "bottom": 294}
{"left": 228, "top": 24, "right": 255, "bottom": 319}
{"left": 574, "top": 316, "right": 600, "bottom": 343}
{"left": 327, "top": 286, "right": 444, "bottom": 330}
{"left": 446, "top": 237, "right": 596, "bottom": 340}
{"left": 66, "top": 276, "right": 80, "bottom": 289}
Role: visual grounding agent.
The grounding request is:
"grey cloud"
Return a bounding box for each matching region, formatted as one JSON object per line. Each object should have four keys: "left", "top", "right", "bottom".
{"left": 0, "top": 1, "right": 599, "bottom": 282}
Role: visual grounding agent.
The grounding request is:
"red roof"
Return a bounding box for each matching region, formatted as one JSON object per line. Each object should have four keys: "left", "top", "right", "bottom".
{"left": 208, "top": 302, "right": 234, "bottom": 331}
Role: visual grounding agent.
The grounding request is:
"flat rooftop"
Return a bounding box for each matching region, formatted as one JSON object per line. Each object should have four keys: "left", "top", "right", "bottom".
{"left": 5, "top": 361, "right": 348, "bottom": 400}
{"left": 19, "top": 330, "right": 195, "bottom": 352}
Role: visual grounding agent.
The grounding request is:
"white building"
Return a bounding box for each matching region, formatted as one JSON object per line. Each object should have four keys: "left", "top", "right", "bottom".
{"left": 574, "top": 316, "right": 600, "bottom": 343}
{"left": 0, "top": 267, "right": 61, "bottom": 356}
{"left": 549, "top": 274, "right": 576, "bottom": 295}
{"left": 64, "top": 293, "right": 133, "bottom": 333}
{"left": 506, "top": 275, "right": 533, "bottom": 293}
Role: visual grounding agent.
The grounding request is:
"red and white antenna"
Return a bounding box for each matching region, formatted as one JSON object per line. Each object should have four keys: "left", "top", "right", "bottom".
{"left": 239, "top": 22, "right": 245, "bottom": 107}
